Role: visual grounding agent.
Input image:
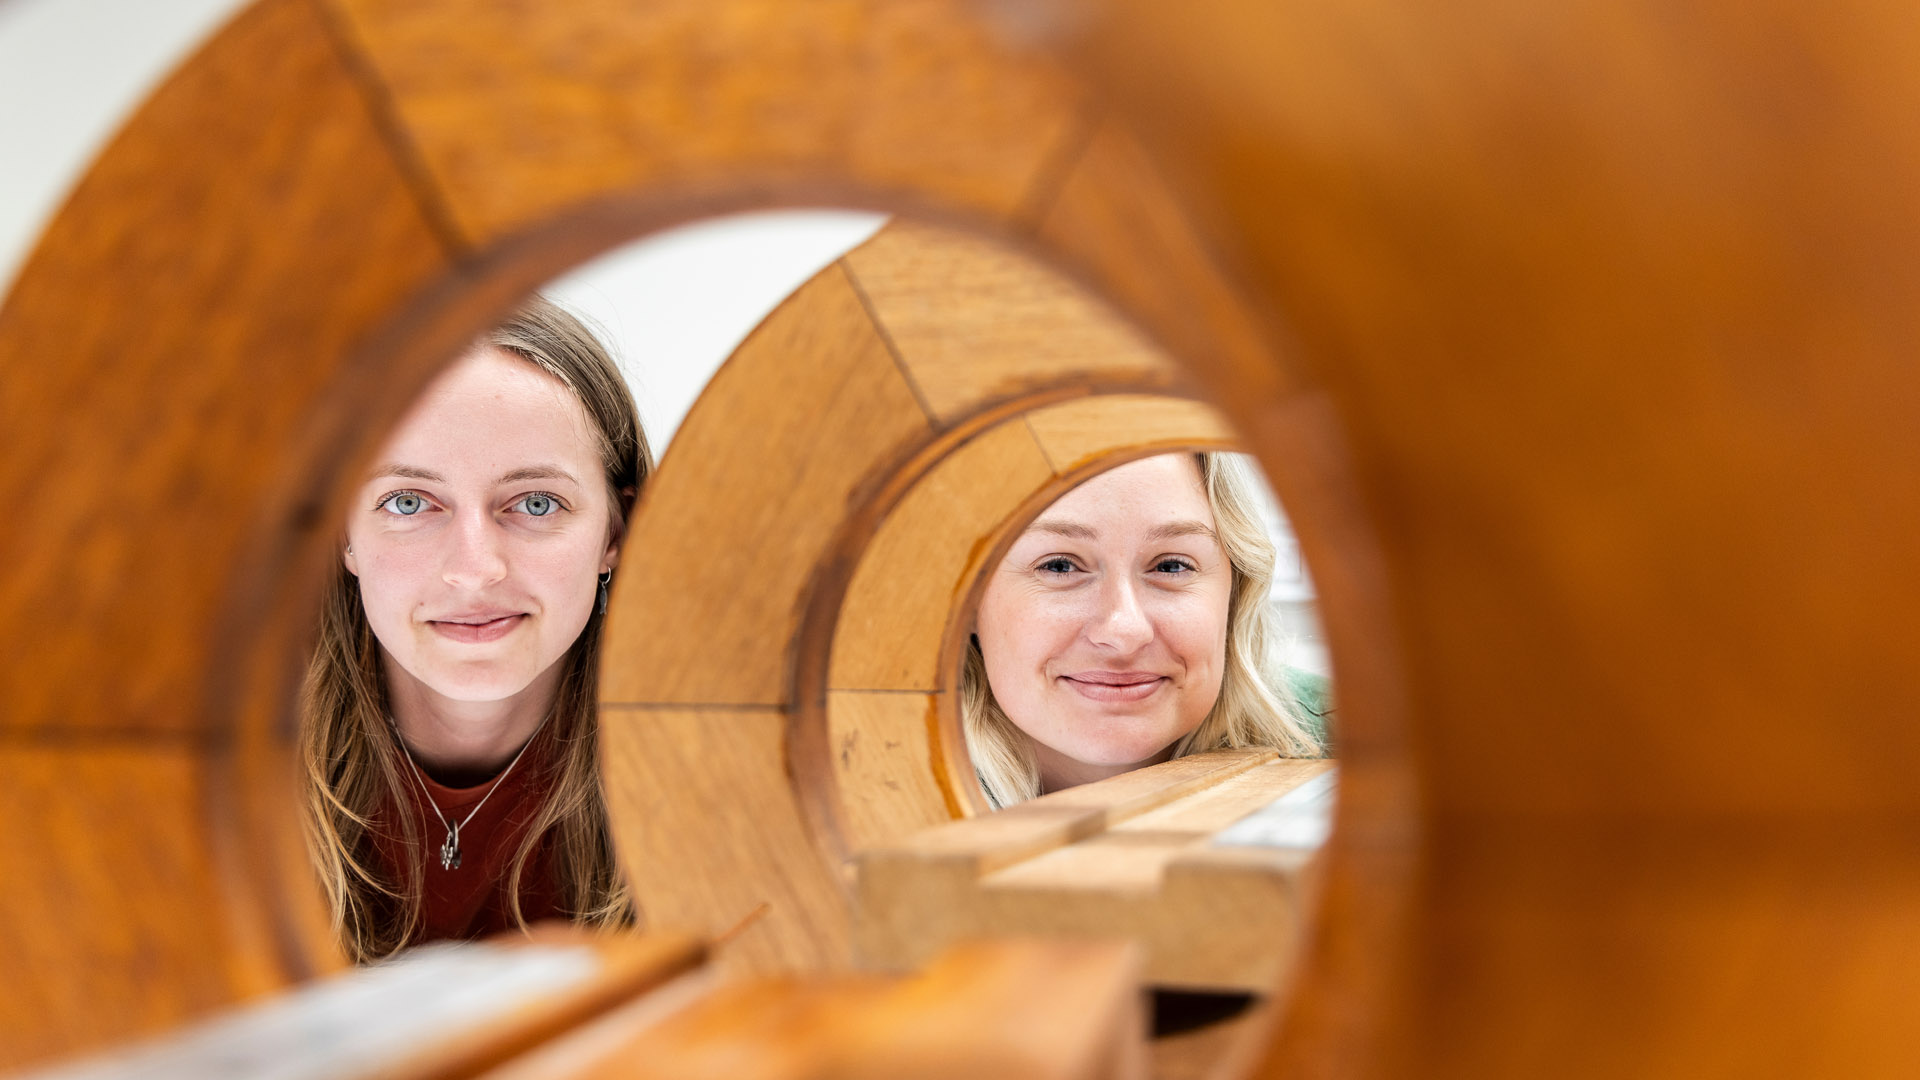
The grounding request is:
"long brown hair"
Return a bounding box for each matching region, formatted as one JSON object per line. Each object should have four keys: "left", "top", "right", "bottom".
{"left": 963, "top": 452, "right": 1324, "bottom": 807}
{"left": 300, "top": 296, "right": 652, "bottom": 962}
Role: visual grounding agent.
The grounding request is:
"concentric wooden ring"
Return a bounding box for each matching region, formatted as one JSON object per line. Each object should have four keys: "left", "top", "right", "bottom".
{"left": 0, "top": 1, "right": 1393, "bottom": 1070}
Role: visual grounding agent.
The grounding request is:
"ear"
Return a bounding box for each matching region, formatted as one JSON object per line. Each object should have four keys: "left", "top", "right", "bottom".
{"left": 603, "top": 486, "right": 636, "bottom": 573}
{"left": 342, "top": 540, "right": 359, "bottom": 577}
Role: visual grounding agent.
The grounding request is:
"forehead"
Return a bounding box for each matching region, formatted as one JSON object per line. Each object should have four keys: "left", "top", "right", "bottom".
{"left": 1032, "top": 453, "right": 1212, "bottom": 533}
{"left": 371, "top": 345, "right": 599, "bottom": 480}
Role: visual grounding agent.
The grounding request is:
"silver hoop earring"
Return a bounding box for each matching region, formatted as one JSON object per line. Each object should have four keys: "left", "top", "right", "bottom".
{"left": 597, "top": 570, "right": 612, "bottom": 616}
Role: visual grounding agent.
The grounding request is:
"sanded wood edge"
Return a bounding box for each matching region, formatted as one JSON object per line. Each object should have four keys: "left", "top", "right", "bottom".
{"left": 370, "top": 932, "right": 706, "bottom": 1080}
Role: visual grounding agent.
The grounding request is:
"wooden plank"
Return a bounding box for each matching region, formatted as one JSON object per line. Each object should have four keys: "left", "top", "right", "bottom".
{"left": 841, "top": 220, "right": 1179, "bottom": 422}
{"left": 0, "top": 0, "right": 451, "bottom": 1064}
{"left": 326, "top": 0, "right": 1088, "bottom": 243}
{"left": 518, "top": 941, "right": 1146, "bottom": 1080}
{"left": 598, "top": 264, "right": 929, "bottom": 706}
{"left": 600, "top": 707, "right": 852, "bottom": 976}
{"left": 16, "top": 934, "right": 704, "bottom": 1080}
{"left": 0, "top": 745, "right": 246, "bottom": 1068}
{"left": 0, "top": 0, "right": 450, "bottom": 736}
{"left": 828, "top": 419, "right": 1055, "bottom": 692}
{"left": 823, "top": 691, "right": 955, "bottom": 853}
{"left": 854, "top": 750, "right": 1319, "bottom": 990}
{"left": 1035, "top": 119, "right": 1297, "bottom": 411}
{"left": 1022, "top": 394, "right": 1238, "bottom": 476}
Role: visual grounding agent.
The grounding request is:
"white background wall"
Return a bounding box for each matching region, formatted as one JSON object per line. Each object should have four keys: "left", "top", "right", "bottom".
{"left": 0, "top": 0, "right": 1324, "bottom": 675}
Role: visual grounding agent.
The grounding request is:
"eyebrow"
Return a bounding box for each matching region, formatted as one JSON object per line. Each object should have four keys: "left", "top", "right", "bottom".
{"left": 1149, "top": 519, "right": 1218, "bottom": 542}
{"left": 370, "top": 464, "right": 445, "bottom": 483}
{"left": 1028, "top": 519, "right": 1098, "bottom": 540}
{"left": 1024, "top": 519, "right": 1218, "bottom": 542}
{"left": 493, "top": 465, "right": 580, "bottom": 485}
{"left": 369, "top": 464, "right": 581, "bottom": 486}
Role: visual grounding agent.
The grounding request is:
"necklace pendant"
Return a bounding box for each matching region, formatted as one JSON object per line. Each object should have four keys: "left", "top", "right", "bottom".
{"left": 440, "top": 830, "right": 461, "bottom": 870}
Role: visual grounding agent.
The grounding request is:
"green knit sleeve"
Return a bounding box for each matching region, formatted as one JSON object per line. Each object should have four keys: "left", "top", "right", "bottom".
{"left": 1282, "top": 666, "right": 1335, "bottom": 752}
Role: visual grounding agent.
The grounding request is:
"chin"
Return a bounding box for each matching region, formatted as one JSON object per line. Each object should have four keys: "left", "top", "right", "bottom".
{"left": 1063, "top": 731, "right": 1186, "bottom": 769}
{"left": 418, "top": 662, "right": 544, "bottom": 704}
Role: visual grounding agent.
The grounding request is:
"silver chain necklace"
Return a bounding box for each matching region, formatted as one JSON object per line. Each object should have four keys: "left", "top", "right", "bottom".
{"left": 392, "top": 714, "right": 550, "bottom": 871}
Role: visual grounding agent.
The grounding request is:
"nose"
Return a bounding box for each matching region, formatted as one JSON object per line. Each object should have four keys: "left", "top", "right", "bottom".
{"left": 1086, "top": 574, "right": 1155, "bottom": 654}
{"left": 441, "top": 508, "right": 508, "bottom": 590}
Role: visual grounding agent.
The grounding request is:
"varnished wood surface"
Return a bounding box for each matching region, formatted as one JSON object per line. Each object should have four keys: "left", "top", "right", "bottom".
{"left": 476, "top": 941, "right": 1146, "bottom": 1080}
{"left": 856, "top": 751, "right": 1330, "bottom": 992}
{"left": 600, "top": 220, "right": 1246, "bottom": 974}
{"left": 3, "top": 0, "right": 1300, "bottom": 1064}
{"left": 1055, "top": 0, "right": 1920, "bottom": 1075}
{"left": 0, "top": 0, "right": 452, "bottom": 1059}
{"left": 600, "top": 941, "right": 1143, "bottom": 1080}
{"left": 21, "top": 0, "right": 1899, "bottom": 1075}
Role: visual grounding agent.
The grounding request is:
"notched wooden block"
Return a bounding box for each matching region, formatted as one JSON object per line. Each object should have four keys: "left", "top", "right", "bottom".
{"left": 853, "top": 750, "right": 1334, "bottom": 992}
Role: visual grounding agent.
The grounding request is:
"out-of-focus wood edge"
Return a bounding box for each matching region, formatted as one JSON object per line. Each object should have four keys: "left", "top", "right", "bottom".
{"left": 371, "top": 931, "right": 706, "bottom": 1080}
{"left": 517, "top": 939, "right": 1146, "bottom": 1080}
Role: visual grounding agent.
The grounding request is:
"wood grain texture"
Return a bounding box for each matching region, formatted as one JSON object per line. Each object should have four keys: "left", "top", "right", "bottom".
{"left": 823, "top": 691, "right": 955, "bottom": 853}
{"left": 537, "top": 941, "right": 1146, "bottom": 1080}
{"left": 828, "top": 419, "right": 1055, "bottom": 693}
{"left": 601, "top": 706, "right": 852, "bottom": 977}
{"left": 1056, "top": 0, "right": 1920, "bottom": 1074}
{"left": 0, "top": 746, "right": 239, "bottom": 1066}
{"left": 0, "top": 0, "right": 449, "bottom": 737}
{"left": 598, "top": 263, "right": 929, "bottom": 706}
{"left": 603, "top": 219, "right": 1249, "bottom": 976}
{"left": 1022, "top": 394, "right": 1238, "bottom": 474}
{"left": 856, "top": 752, "right": 1325, "bottom": 990}
{"left": 2, "top": 0, "right": 1398, "bottom": 1071}
{"left": 842, "top": 220, "right": 1181, "bottom": 421}
{"left": 1035, "top": 119, "right": 1295, "bottom": 412}
{"left": 0, "top": 0, "right": 451, "bottom": 1066}
{"left": 325, "top": 0, "right": 1089, "bottom": 244}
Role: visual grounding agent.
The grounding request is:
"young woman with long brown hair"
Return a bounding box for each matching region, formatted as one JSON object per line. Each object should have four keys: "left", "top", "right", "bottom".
{"left": 301, "top": 297, "right": 651, "bottom": 962}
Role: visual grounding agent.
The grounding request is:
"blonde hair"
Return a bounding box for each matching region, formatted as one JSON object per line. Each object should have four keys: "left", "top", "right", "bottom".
{"left": 300, "top": 296, "right": 652, "bottom": 962}
{"left": 962, "top": 451, "right": 1324, "bottom": 807}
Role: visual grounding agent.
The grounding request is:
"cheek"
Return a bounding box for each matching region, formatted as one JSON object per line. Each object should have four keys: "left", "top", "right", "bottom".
{"left": 1154, "top": 589, "right": 1232, "bottom": 675}
{"left": 522, "top": 531, "right": 613, "bottom": 615}
{"left": 976, "top": 580, "right": 1078, "bottom": 677}
{"left": 352, "top": 546, "right": 435, "bottom": 625}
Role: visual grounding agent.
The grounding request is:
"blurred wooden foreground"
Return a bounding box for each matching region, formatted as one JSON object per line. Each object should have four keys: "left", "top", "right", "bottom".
{"left": 6, "top": 0, "right": 1919, "bottom": 1077}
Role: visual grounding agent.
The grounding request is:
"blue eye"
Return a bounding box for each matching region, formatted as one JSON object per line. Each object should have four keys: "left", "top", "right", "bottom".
{"left": 1155, "top": 558, "right": 1198, "bottom": 574}
{"left": 517, "top": 493, "right": 559, "bottom": 517}
{"left": 1038, "top": 556, "right": 1079, "bottom": 575}
{"left": 379, "top": 491, "right": 426, "bottom": 516}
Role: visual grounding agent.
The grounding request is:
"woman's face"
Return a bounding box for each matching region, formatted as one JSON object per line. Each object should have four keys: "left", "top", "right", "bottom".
{"left": 974, "top": 454, "right": 1233, "bottom": 788}
{"left": 344, "top": 345, "right": 619, "bottom": 707}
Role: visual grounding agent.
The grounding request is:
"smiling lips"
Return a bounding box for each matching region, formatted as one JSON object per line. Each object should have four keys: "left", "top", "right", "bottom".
{"left": 1060, "top": 670, "right": 1168, "bottom": 702}
{"left": 429, "top": 612, "right": 527, "bottom": 644}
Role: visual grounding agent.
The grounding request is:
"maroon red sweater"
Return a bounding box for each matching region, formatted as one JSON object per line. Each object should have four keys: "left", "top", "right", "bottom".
{"left": 369, "top": 741, "right": 568, "bottom": 945}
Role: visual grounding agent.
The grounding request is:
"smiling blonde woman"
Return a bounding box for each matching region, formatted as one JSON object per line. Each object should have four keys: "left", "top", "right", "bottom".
{"left": 963, "top": 451, "right": 1326, "bottom": 808}
{"left": 301, "top": 297, "right": 651, "bottom": 962}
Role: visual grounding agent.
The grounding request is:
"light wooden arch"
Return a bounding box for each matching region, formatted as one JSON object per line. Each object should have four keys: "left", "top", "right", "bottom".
{"left": 600, "top": 219, "right": 1246, "bottom": 973}
{"left": 0, "top": 0, "right": 1399, "bottom": 1072}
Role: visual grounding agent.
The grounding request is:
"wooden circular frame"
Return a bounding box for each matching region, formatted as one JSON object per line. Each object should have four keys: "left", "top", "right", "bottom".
{"left": 598, "top": 218, "right": 1254, "bottom": 974}
{"left": 0, "top": 0, "right": 1406, "bottom": 1072}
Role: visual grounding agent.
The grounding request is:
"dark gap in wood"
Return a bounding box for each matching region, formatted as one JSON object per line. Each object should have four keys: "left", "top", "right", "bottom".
{"left": 836, "top": 260, "right": 942, "bottom": 430}
{"left": 1150, "top": 989, "right": 1257, "bottom": 1037}
{"left": 306, "top": 0, "right": 474, "bottom": 259}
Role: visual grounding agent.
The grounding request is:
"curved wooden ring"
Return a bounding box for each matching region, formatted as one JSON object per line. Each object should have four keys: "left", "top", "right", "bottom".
{"left": 0, "top": 0, "right": 1403, "bottom": 1071}
{"left": 599, "top": 220, "right": 1247, "bottom": 972}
